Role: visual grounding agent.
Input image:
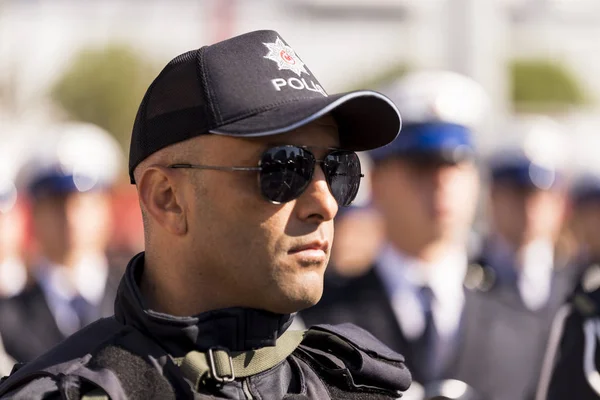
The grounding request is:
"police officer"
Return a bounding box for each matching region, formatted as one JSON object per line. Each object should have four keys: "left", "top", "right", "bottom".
{"left": 325, "top": 155, "right": 384, "bottom": 279}
{"left": 535, "top": 172, "right": 600, "bottom": 400}
{"left": 302, "top": 70, "right": 488, "bottom": 395}
{"left": 0, "top": 122, "right": 124, "bottom": 363}
{"left": 0, "top": 30, "right": 411, "bottom": 399}
{"left": 467, "top": 116, "right": 573, "bottom": 400}
{"left": 481, "top": 117, "right": 571, "bottom": 309}
{"left": 564, "top": 172, "right": 600, "bottom": 282}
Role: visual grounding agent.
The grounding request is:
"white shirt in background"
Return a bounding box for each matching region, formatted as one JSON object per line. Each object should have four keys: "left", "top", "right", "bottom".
{"left": 36, "top": 253, "right": 109, "bottom": 336}
{"left": 0, "top": 257, "right": 27, "bottom": 298}
{"left": 375, "top": 245, "right": 467, "bottom": 341}
{"left": 487, "top": 237, "right": 554, "bottom": 311}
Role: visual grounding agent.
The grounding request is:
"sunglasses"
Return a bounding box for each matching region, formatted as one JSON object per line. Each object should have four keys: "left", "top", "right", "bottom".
{"left": 169, "top": 145, "right": 363, "bottom": 206}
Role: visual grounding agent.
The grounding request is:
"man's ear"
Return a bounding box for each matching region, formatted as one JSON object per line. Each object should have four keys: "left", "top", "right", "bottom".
{"left": 137, "top": 166, "right": 188, "bottom": 236}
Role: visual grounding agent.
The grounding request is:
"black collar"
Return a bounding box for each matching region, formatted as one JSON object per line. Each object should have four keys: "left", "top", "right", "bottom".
{"left": 114, "top": 252, "right": 294, "bottom": 357}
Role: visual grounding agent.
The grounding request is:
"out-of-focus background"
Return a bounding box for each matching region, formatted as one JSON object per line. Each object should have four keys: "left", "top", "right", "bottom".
{"left": 2, "top": 1, "right": 600, "bottom": 397}
{"left": 3, "top": 0, "right": 600, "bottom": 241}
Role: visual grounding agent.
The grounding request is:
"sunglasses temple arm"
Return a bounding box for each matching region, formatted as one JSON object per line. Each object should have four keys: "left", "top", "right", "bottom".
{"left": 169, "top": 164, "right": 262, "bottom": 172}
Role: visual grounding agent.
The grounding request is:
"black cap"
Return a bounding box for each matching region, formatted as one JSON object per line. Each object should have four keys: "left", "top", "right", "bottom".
{"left": 129, "top": 30, "right": 402, "bottom": 183}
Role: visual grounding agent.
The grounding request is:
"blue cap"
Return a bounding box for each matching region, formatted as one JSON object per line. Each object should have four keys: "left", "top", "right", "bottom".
{"left": 16, "top": 122, "right": 123, "bottom": 200}
{"left": 369, "top": 122, "right": 475, "bottom": 164}
{"left": 27, "top": 169, "right": 102, "bottom": 199}
{"left": 489, "top": 152, "right": 562, "bottom": 190}
{"left": 570, "top": 173, "right": 600, "bottom": 205}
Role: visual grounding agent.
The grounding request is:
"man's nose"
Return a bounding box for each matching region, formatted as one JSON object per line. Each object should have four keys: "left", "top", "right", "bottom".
{"left": 295, "top": 165, "right": 338, "bottom": 223}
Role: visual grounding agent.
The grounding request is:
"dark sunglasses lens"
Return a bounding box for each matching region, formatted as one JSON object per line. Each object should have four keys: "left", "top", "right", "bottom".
{"left": 259, "top": 146, "right": 314, "bottom": 203}
{"left": 324, "top": 151, "right": 362, "bottom": 206}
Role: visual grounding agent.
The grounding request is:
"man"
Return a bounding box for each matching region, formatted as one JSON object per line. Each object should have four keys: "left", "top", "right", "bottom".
{"left": 302, "top": 70, "right": 488, "bottom": 394}
{"left": 467, "top": 119, "right": 573, "bottom": 400}
{"left": 0, "top": 30, "right": 411, "bottom": 399}
{"left": 535, "top": 172, "right": 600, "bottom": 400}
{"left": 482, "top": 137, "right": 570, "bottom": 309}
{"left": 563, "top": 172, "right": 600, "bottom": 281}
{"left": 0, "top": 123, "right": 124, "bottom": 363}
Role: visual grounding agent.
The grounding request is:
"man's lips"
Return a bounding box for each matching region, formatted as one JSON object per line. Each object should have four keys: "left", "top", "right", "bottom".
{"left": 289, "top": 240, "right": 329, "bottom": 255}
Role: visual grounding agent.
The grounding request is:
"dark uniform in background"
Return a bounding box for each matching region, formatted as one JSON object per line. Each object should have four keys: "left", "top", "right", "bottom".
{"left": 0, "top": 30, "right": 411, "bottom": 399}
{"left": 465, "top": 131, "right": 573, "bottom": 400}
{"left": 0, "top": 124, "right": 124, "bottom": 363}
{"left": 538, "top": 172, "right": 600, "bottom": 400}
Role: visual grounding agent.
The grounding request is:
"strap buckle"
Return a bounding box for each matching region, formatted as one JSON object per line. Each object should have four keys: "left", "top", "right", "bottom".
{"left": 208, "top": 347, "right": 235, "bottom": 383}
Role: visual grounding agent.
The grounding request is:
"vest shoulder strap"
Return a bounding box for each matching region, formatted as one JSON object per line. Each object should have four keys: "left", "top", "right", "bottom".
{"left": 173, "top": 329, "right": 306, "bottom": 391}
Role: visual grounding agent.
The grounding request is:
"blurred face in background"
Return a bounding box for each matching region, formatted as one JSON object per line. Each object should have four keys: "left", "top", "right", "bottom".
{"left": 490, "top": 182, "right": 566, "bottom": 249}
{"left": 32, "top": 190, "right": 113, "bottom": 265}
{"left": 567, "top": 201, "right": 600, "bottom": 258}
{"left": 372, "top": 155, "right": 480, "bottom": 249}
{"left": 330, "top": 207, "right": 384, "bottom": 276}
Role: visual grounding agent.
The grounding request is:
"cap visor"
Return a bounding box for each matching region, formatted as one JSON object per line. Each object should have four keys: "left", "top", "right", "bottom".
{"left": 210, "top": 90, "right": 401, "bottom": 151}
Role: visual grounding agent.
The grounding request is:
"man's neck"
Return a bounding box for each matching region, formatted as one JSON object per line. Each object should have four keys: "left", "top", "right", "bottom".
{"left": 140, "top": 253, "right": 230, "bottom": 317}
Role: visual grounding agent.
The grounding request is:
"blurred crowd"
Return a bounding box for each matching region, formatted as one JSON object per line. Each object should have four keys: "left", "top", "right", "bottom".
{"left": 0, "top": 45, "right": 600, "bottom": 400}
{"left": 300, "top": 71, "right": 600, "bottom": 400}
{"left": 0, "top": 122, "right": 142, "bottom": 372}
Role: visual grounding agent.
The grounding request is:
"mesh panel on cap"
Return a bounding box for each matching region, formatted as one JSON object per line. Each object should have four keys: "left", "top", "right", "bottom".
{"left": 145, "top": 51, "right": 204, "bottom": 119}
{"left": 129, "top": 49, "right": 213, "bottom": 182}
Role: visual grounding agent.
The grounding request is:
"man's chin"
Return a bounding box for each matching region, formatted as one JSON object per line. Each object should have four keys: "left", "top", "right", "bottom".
{"left": 268, "top": 287, "right": 324, "bottom": 314}
{"left": 276, "top": 298, "right": 321, "bottom": 314}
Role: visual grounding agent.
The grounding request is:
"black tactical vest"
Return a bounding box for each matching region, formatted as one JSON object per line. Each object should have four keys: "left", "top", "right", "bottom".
{"left": 0, "top": 253, "right": 411, "bottom": 399}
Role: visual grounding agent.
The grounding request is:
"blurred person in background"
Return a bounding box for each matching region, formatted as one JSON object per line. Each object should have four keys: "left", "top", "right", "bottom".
{"left": 302, "top": 70, "right": 489, "bottom": 398}
{"left": 563, "top": 173, "right": 600, "bottom": 281}
{"left": 0, "top": 171, "right": 22, "bottom": 376}
{"left": 0, "top": 122, "right": 124, "bottom": 363}
{"left": 536, "top": 172, "right": 600, "bottom": 400}
{"left": 481, "top": 138, "right": 571, "bottom": 304}
{"left": 0, "top": 142, "right": 28, "bottom": 299}
{"left": 0, "top": 198, "right": 27, "bottom": 299}
{"left": 466, "top": 117, "right": 573, "bottom": 400}
{"left": 326, "top": 154, "right": 384, "bottom": 280}
{"left": 328, "top": 205, "right": 384, "bottom": 278}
